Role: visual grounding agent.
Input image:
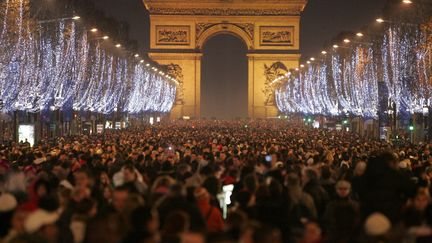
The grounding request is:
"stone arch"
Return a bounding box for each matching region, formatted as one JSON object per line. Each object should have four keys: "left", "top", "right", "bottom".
{"left": 196, "top": 23, "right": 254, "bottom": 51}
{"left": 146, "top": 0, "right": 305, "bottom": 118}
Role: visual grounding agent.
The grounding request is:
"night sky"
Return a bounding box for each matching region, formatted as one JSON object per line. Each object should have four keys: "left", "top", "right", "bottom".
{"left": 88, "top": 0, "right": 389, "bottom": 118}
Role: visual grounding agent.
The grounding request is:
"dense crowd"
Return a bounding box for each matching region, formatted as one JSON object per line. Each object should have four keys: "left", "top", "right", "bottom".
{"left": 0, "top": 120, "right": 431, "bottom": 243}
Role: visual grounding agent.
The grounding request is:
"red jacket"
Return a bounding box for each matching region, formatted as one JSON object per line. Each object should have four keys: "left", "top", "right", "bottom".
{"left": 196, "top": 200, "right": 224, "bottom": 233}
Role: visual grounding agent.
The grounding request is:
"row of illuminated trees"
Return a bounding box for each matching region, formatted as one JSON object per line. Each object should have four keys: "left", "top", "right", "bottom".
{"left": 275, "top": 0, "right": 432, "bottom": 120}
{"left": 0, "top": 0, "right": 177, "bottom": 115}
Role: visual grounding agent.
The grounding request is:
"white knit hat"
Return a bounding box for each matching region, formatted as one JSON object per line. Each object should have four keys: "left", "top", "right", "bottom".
{"left": 0, "top": 193, "right": 17, "bottom": 212}
{"left": 24, "top": 209, "right": 59, "bottom": 233}
{"left": 364, "top": 212, "right": 391, "bottom": 236}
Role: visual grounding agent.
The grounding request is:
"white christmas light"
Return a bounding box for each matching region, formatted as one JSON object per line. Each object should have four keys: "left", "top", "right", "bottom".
{"left": 0, "top": 0, "right": 176, "bottom": 115}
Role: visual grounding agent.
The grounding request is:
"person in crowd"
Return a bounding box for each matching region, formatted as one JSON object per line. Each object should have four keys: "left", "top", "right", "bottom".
{"left": 0, "top": 119, "right": 431, "bottom": 243}
{"left": 286, "top": 172, "right": 317, "bottom": 223}
{"left": 300, "top": 221, "right": 322, "bottom": 243}
{"left": 357, "top": 150, "right": 416, "bottom": 223}
{"left": 194, "top": 187, "right": 224, "bottom": 233}
{"left": 302, "top": 168, "right": 330, "bottom": 218}
{"left": 402, "top": 187, "right": 432, "bottom": 228}
{"left": 122, "top": 164, "right": 148, "bottom": 195}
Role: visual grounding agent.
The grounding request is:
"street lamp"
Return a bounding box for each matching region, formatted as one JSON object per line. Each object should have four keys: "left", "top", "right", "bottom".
{"left": 90, "top": 35, "right": 110, "bottom": 41}
{"left": 376, "top": 17, "right": 417, "bottom": 26}
{"left": 332, "top": 44, "right": 351, "bottom": 50}
{"left": 38, "top": 15, "right": 80, "bottom": 24}
{"left": 376, "top": 18, "right": 385, "bottom": 23}
{"left": 356, "top": 32, "right": 364, "bottom": 37}
{"left": 90, "top": 28, "right": 98, "bottom": 32}
{"left": 402, "top": 0, "right": 413, "bottom": 4}
{"left": 343, "top": 38, "right": 373, "bottom": 46}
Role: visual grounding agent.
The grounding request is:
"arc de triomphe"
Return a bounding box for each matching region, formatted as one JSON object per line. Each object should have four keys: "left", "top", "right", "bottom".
{"left": 144, "top": 0, "right": 307, "bottom": 118}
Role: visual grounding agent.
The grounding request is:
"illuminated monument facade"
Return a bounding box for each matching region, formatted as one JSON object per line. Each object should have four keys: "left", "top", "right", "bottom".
{"left": 144, "top": 0, "right": 307, "bottom": 118}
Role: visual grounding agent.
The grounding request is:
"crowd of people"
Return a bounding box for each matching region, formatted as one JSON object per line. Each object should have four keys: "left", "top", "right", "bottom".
{"left": 0, "top": 119, "right": 431, "bottom": 243}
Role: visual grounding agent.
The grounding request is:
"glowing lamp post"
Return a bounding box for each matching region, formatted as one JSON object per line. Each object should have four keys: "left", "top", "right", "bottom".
{"left": 38, "top": 15, "right": 80, "bottom": 24}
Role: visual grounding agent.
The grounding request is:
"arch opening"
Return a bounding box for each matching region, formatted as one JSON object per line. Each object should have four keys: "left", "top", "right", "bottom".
{"left": 201, "top": 34, "right": 248, "bottom": 119}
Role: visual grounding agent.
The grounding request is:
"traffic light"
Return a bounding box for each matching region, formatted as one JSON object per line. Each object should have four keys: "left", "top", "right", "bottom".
{"left": 342, "top": 119, "right": 349, "bottom": 125}
{"left": 409, "top": 125, "right": 414, "bottom": 131}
